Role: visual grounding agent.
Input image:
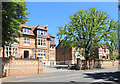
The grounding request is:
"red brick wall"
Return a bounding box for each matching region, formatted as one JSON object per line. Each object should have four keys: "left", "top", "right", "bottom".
{"left": 2, "top": 57, "right": 43, "bottom": 77}
{"left": 56, "top": 43, "right": 72, "bottom": 63}
{"left": 100, "top": 60, "right": 119, "bottom": 68}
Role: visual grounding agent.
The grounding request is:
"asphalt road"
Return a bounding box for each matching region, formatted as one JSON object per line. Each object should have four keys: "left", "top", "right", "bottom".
{"left": 1, "top": 67, "right": 120, "bottom": 83}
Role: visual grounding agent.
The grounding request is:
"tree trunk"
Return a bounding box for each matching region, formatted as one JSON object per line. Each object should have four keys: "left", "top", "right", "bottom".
{"left": 85, "top": 49, "right": 89, "bottom": 69}
{"left": 85, "top": 49, "right": 89, "bottom": 60}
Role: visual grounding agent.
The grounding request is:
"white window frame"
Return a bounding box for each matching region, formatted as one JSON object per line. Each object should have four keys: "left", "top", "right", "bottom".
{"left": 13, "top": 48, "right": 17, "bottom": 57}
{"left": 38, "top": 49, "right": 45, "bottom": 59}
{"left": 24, "top": 28, "right": 30, "bottom": 34}
{"left": 24, "top": 37, "right": 29, "bottom": 46}
{"left": 50, "top": 45, "right": 54, "bottom": 50}
{"left": 37, "top": 30, "right": 46, "bottom": 36}
{"left": 38, "top": 38, "right": 46, "bottom": 47}
{"left": 52, "top": 53, "right": 54, "bottom": 59}
{"left": 50, "top": 53, "right": 52, "bottom": 59}
{"left": 6, "top": 47, "right": 11, "bottom": 57}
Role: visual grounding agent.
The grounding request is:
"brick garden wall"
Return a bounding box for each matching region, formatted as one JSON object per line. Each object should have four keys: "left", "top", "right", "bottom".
{"left": 77, "top": 59, "right": 119, "bottom": 70}
{"left": 100, "top": 60, "right": 119, "bottom": 68}
{"left": 2, "top": 57, "right": 43, "bottom": 77}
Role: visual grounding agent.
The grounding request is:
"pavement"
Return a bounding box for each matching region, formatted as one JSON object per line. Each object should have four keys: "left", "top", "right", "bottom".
{"left": 1, "top": 67, "right": 120, "bottom": 83}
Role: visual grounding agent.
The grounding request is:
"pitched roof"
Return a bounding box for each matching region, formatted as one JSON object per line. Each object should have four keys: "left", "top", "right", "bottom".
{"left": 20, "top": 24, "right": 36, "bottom": 29}
{"left": 48, "top": 34, "right": 55, "bottom": 38}
{"left": 36, "top": 25, "right": 47, "bottom": 30}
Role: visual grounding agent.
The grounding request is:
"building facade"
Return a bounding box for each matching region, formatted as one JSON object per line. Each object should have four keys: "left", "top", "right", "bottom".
{"left": 56, "top": 40, "right": 84, "bottom": 65}
{"left": 95, "top": 45, "right": 110, "bottom": 60}
{"left": 4, "top": 24, "right": 56, "bottom": 66}
{"left": 56, "top": 40, "right": 110, "bottom": 64}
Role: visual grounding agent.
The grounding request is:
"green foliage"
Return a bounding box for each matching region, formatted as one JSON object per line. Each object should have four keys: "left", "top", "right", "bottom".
{"left": 57, "top": 8, "right": 118, "bottom": 60}
{"left": 2, "top": 2, "right": 29, "bottom": 46}
{"left": 110, "top": 49, "right": 118, "bottom": 60}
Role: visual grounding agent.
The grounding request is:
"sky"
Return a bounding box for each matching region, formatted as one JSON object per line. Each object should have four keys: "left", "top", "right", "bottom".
{"left": 25, "top": 2, "right": 118, "bottom": 46}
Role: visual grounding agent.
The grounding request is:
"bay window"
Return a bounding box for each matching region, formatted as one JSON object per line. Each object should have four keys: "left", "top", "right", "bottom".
{"left": 38, "top": 49, "right": 45, "bottom": 59}
{"left": 38, "top": 38, "right": 45, "bottom": 46}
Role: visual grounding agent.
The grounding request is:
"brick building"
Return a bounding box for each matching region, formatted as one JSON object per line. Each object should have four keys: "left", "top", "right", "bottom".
{"left": 56, "top": 40, "right": 85, "bottom": 65}
{"left": 94, "top": 45, "right": 110, "bottom": 60}
{"left": 3, "top": 24, "right": 56, "bottom": 66}
{"left": 56, "top": 40, "right": 110, "bottom": 64}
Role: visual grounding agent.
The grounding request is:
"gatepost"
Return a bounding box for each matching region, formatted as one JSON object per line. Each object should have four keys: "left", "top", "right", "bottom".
{"left": 37, "top": 57, "right": 43, "bottom": 74}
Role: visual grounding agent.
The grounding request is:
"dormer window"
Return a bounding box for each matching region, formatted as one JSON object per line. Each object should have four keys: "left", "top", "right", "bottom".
{"left": 50, "top": 37, "right": 53, "bottom": 41}
{"left": 50, "top": 45, "right": 54, "bottom": 50}
{"left": 24, "top": 28, "right": 30, "bottom": 34}
{"left": 37, "top": 30, "right": 46, "bottom": 35}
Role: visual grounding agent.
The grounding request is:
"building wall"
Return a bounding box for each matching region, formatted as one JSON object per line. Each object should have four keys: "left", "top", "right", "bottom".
{"left": 2, "top": 57, "right": 43, "bottom": 77}
{"left": 3, "top": 24, "right": 56, "bottom": 66}
{"left": 56, "top": 42, "right": 84, "bottom": 64}
{"left": 56, "top": 43, "right": 72, "bottom": 64}
{"left": 98, "top": 47, "right": 110, "bottom": 60}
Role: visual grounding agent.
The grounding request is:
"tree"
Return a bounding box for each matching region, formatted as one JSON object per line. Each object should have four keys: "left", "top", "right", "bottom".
{"left": 57, "top": 8, "right": 118, "bottom": 60}
{"left": 2, "top": 1, "right": 29, "bottom": 57}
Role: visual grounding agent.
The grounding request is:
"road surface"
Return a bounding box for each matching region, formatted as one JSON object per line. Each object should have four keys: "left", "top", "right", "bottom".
{"left": 1, "top": 67, "right": 120, "bottom": 83}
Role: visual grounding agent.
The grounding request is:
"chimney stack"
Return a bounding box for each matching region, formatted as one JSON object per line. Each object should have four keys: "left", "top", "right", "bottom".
{"left": 44, "top": 25, "right": 48, "bottom": 33}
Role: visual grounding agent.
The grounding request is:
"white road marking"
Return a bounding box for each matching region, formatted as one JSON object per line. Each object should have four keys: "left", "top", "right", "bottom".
{"left": 93, "top": 79, "right": 113, "bottom": 82}
{"left": 93, "top": 79, "right": 105, "bottom": 82}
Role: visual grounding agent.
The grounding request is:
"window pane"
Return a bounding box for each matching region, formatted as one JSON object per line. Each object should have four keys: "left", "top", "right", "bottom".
{"left": 9, "top": 51, "right": 11, "bottom": 56}
{"left": 44, "top": 31, "right": 46, "bottom": 35}
{"left": 24, "top": 38, "right": 26, "bottom": 40}
{"left": 27, "top": 42, "right": 29, "bottom": 44}
{"left": 52, "top": 54, "right": 54, "bottom": 58}
{"left": 27, "top": 38, "right": 29, "bottom": 41}
{"left": 24, "top": 28, "right": 26, "bottom": 33}
{"left": 24, "top": 41, "right": 26, "bottom": 44}
{"left": 6, "top": 52, "right": 8, "bottom": 57}
{"left": 27, "top": 29, "right": 30, "bottom": 33}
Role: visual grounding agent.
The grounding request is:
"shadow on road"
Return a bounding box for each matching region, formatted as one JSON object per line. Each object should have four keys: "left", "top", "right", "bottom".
{"left": 84, "top": 71, "right": 120, "bottom": 83}
{"left": 50, "top": 65, "right": 69, "bottom": 70}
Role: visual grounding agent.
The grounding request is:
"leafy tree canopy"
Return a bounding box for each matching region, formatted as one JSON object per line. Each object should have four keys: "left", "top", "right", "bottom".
{"left": 57, "top": 8, "right": 118, "bottom": 60}
{"left": 2, "top": 1, "right": 29, "bottom": 46}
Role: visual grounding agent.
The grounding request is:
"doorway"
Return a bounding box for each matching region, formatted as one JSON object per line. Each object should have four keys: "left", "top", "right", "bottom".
{"left": 24, "top": 51, "right": 29, "bottom": 58}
